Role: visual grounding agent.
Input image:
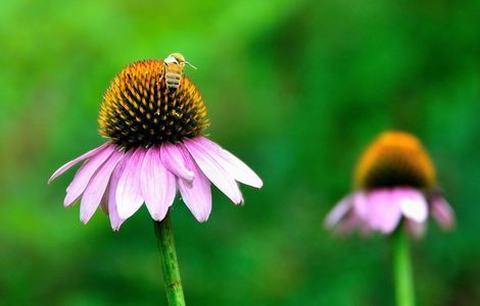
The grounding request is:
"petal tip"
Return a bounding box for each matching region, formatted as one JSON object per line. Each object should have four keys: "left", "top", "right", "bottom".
{"left": 151, "top": 212, "right": 167, "bottom": 222}
{"left": 80, "top": 210, "right": 95, "bottom": 224}
{"left": 63, "top": 196, "right": 76, "bottom": 207}
{"left": 249, "top": 178, "right": 263, "bottom": 189}
{"left": 110, "top": 218, "right": 124, "bottom": 231}
{"left": 80, "top": 214, "right": 90, "bottom": 224}
{"left": 195, "top": 213, "right": 210, "bottom": 223}
{"left": 257, "top": 180, "right": 264, "bottom": 189}
{"left": 235, "top": 197, "right": 245, "bottom": 206}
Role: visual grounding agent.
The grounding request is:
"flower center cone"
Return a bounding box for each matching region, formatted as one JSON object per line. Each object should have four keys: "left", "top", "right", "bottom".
{"left": 98, "top": 60, "right": 209, "bottom": 149}
{"left": 354, "top": 131, "right": 436, "bottom": 190}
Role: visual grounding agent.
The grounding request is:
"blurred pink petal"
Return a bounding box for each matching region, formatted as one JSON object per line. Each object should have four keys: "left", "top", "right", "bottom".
{"left": 365, "top": 190, "right": 402, "bottom": 234}
{"left": 160, "top": 143, "right": 195, "bottom": 181}
{"left": 405, "top": 219, "right": 426, "bottom": 239}
{"left": 393, "top": 188, "right": 428, "bottom": 223}
{"left": 431, "top": 196, "right": 455, "bottom": 229}
{"left": 48, "top": 143, "right": 109, "bottom": 184}
{"left": 352, "top": 192, "right": 373, "bottom": 234}
{"left": 177, "top": 145, "right": 212, "bottom": 222}
{"left": 141, "top": 146, "right": 176, "bottom": 221}
{"left": 341, "top": 212, "right": 366, "bottom": 235}
{"left": 325, "top": 194, "right": 354, "bottom": 229}
{"left": 116, "top": 149, "right": 146, "bottom": 219}
{"left": 191, "top": 137, "right": 263, "bottom": 188}
{"left": 352, "top": 192, "right": 368, "bottom": 218}
{"left": 64, "top": 145, "right": 115, "bottom": 207}
{"left": 185, "top": 139, "right": 243, "bottom": 204}
{"left": 80, "top": 151, "right": 123, "bottom": 223}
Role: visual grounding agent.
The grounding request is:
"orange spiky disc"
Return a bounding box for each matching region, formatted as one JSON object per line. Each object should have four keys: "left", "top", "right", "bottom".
{"left": 98, "top": 60, "right": 209, "bottom": 149}
{"left": 354, "top": 131, "right": 436, "bottom": 190}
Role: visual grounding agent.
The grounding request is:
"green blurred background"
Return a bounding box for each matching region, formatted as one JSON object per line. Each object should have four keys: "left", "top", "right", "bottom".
{"left": 1, "top": 0, "right": 479, "bottom": 305}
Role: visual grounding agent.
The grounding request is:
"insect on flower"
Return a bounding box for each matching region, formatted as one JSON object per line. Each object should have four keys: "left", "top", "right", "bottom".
{"left": 164, "top": 52, "right": 197, "bottom": 90}
{"left": 49, "top": 53, "right": 262, "bottom": 230}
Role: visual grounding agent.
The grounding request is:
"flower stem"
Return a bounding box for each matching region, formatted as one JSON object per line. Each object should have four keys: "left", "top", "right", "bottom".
{"left": 392, "top": 226, "right": 415, "bottom": 306}
{"left": 154, "top": 213, "right": 186, "bottom": 306}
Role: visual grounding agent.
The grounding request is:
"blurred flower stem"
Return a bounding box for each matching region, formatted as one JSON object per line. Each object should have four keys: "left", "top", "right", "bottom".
{"left": 392, "top": 225, "right": 415, "bottom": 306}
{"left": 154, "top": 214, "right": 186, "bottom": 306}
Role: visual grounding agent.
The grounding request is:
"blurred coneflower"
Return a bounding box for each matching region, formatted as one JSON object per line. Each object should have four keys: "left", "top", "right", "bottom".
{"left": 325, "top": 131, "right": 454, "bottom": 236}
{"left": 49, "top": 53, "right": 262, "bottom": 306}
{"left": 324, "top": 131, "right": 455, "bottom": 306}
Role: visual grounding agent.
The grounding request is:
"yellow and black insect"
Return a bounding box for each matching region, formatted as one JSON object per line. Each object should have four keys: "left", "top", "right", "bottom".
{"left": 163, "top": 53, "right": 197, "bottom": 90}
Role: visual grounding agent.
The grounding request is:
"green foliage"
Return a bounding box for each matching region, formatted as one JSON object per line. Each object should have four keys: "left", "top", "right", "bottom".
{"left": 1, "top": 0, "right": 479, "bottom": 305}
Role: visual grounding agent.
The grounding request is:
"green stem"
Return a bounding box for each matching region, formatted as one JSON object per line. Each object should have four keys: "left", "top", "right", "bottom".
{"left": 392, "top": 226, "right": 415, "bottom": 306}
{"left": 154, "top": 213, "right": 186, "bottom": 306}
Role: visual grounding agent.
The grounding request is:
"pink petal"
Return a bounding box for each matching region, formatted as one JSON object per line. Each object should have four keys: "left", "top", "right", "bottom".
{"left": 393, "top": 188, "right": 428, "bottom": 223}
{"left": 79, "top": 151, "right": 123, "bottom": 224}
{"left": 431, "top": 196, "right": 455, "bottom": 230}
{"left": 184, "top": 140, "right": 243, "bottom": 204}
{"left": 115, "top": 149, "right": 146, "bottom": 219}
{"left": 160, "top": 143, "right": 195, "bottom": 181}
{"left": 352, "top": 192, "right": 373, "bottom": 234}
{"left": 100, "top": 192, "right": 109, "bottom": 215}
{"left": 352, "top": 191, "right": 368, "bottom": 219}
{"left": 141, "top": 146, "right": 176, "bottom": 221}
{"left": 63, "top": 145, "right": 116, "bottom": 207}
{"left": 324, "top": 194, "right": 354, "bottom": 228}
{"left": 405, "top": 219, "right": 426, "bottom": 239}
{"left": 365, "top": 189, "right": 402, "bottom": 234}
{"left": 108, "top": 157, "right": 128, "bottom": 231}
{"left": 188, "top": 137, "right": 263, "bottom": 188}
{"left": 48, "top": 143, "right": 110, "bottom": 184}
{"left": 176, "top": 145, "right": 212, "bottom": 222}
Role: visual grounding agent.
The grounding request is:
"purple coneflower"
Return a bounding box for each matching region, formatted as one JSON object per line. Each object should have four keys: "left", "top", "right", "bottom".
{"left": 49, "top": 54, "right": 262, "bottom": 230}
{"left": 49, "top": 53, "right": 262, "bottom": 306}
{"left": 324, "top": 131, "right": 455, "bottom": 306}
{"left": 325, "top": 131, "right": 454, "bottom": 237}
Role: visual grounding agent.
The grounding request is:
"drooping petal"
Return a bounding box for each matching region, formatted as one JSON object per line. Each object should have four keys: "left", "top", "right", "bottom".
{"left": 184, "top": 140, "right": 243, "bottom": 204}
{"left": 177, "top": 145, "right": 212, "bottom": 222}
{"left": 189, "top": 137, "right": 263, "bottom": 188}
{"left": 108, "top": 157, "right": 128, "bottom": 231}
{"left": 324, "top": 194, "right": 354, "bottom": 229}
{"left": 80, "top": 151, "right": 123, "bottom": 224}
{"left": 141, "top": 146, "right": 176, "bottom": 221}
{"left": 351, "top": 192, "right": 373, "bottom": 234}
{"left": 64, "top": 145, "right": 116, "bottom": 207}
{"left": 48, "top": 143, "right": 110, "bottom": 184}
{"left": 394, "top": 188, "right": 428, "bottom": 223}
{"left": 405, "top": 219, "right": 426, "bottom": 239}
{"left": 365, "top": 189, "right": 402, "bottom": 234}
{"left": 116, "top": 149, "right": 146, "bottom": 219}
{"left": 100, "top": 191, "right": 109, "bottom": 215}
{"left": 352, "top": 191, "right": 368, "bottom": 219}
{"left": 160, "top": 143, "right": 194, "bottom": 181}
{"left": 431, "top": 196, "right": 455, "bottom": 229}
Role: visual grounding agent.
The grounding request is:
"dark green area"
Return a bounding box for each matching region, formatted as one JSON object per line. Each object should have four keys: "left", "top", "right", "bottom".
{"left": 1, "top": 0, "right": 479, "bottom": 305}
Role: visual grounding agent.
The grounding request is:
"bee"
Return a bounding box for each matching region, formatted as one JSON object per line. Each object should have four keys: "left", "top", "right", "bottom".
{"left": 163, "top": 53, "right": 197, "bottom": 90}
